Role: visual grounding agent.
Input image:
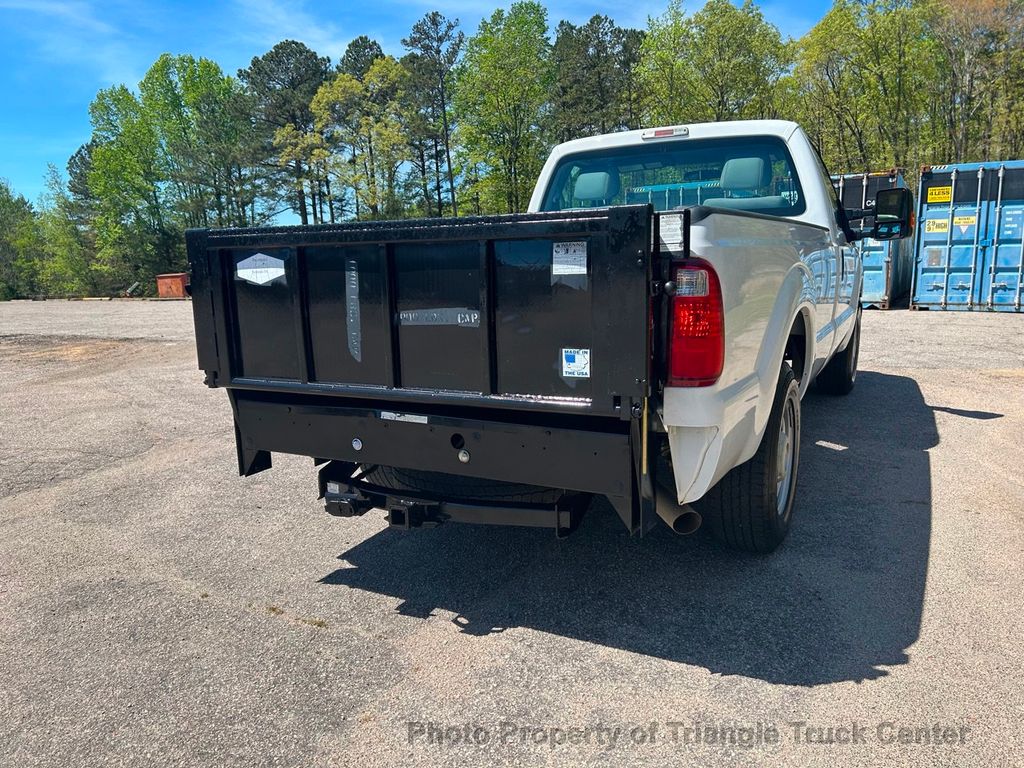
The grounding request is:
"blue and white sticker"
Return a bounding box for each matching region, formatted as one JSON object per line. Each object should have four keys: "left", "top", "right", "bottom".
{"left": 561, "top": 348, "right": 591, "bottom": 378}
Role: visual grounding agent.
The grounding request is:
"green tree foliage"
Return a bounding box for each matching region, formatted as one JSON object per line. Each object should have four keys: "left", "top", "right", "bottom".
{"left": 312, "top": 56, "right": 412, "bottom": 219}
{"left": 0, "top": 180, "right": 44, "bottom": 299}
{"left": 926, "top": 0, "right": 1024, "bottom": 162}
{"left": 455, "top": 1, "right": 552, "bottom": 213}
{"left": 549, "top": 15, "right": 645, "bottom": 143}
{"left": 88, "top": 83, "right": 180, "bottom": 289}
{"left": 239, "top": 40, "right": 331, "bottom": 225}
{"left": 400, "top": 51, "right": 445, "bottom": 217}
{"left": 403, "top": 12, "right": 464, "bottom": 215}
{"left": 7, "top": 0, "right": 1024, "bottom": 299}
{"left": 142, "top": 54, "right": 273, "bottom": 228}
{"left": 790, "top": 1, "right": 934, "bottom": 172}
{"left": 37, "top": 166, "right": 99, "bottom": 296}
{"left": 639, "top": 0, "right": 790, "bottom": 125}
{"left": 339, "top": 36, "right": 385, "bottom": 81}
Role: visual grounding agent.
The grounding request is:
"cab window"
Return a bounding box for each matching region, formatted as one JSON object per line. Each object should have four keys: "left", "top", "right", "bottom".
{"left": 541, "top": 136, "right": 806, "bottom": 218}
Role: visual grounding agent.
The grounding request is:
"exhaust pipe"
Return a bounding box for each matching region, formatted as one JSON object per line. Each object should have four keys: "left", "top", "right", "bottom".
{"left": 655, "top": 483, "right": 702, "bottom": 535}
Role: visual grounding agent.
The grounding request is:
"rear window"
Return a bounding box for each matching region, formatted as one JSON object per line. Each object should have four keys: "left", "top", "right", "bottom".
{"left": 540, "top": 135, "right": 806, "bottom": 218}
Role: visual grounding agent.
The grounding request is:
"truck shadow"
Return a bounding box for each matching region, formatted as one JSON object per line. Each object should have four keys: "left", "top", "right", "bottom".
{"left": 321, "top": 371, "right": 936, "bottom": 686}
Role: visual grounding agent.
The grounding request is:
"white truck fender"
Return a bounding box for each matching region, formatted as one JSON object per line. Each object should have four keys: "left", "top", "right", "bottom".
{"left": 664, "top": 262, "right": 816, "bottom": 504}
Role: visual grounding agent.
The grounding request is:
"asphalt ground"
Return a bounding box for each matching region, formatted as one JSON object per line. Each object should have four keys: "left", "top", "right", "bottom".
{"left": 1, "top": 300, "right": 1022, "bottom": 767}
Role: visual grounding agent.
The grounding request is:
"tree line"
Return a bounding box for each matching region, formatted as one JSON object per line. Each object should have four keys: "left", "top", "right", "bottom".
{"left": 2, "top": 0, "right": 1022, "bottom": 298}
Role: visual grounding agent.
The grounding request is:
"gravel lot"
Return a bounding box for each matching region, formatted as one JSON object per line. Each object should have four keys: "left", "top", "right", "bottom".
{"left": 1, "top": 300, "right": 1022, "bottom": 767}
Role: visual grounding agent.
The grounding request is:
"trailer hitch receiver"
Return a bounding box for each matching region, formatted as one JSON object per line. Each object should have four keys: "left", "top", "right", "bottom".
{"left": 387, "top": 500, "right": 442, "bottom": 529}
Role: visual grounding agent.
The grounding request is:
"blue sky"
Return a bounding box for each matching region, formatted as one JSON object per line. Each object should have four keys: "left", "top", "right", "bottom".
{"left": 0, "top": 0, "right": 826, "bottom": 205}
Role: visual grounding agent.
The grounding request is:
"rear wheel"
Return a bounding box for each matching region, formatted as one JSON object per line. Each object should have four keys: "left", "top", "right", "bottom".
{"left": 699, "top": 362, "right": 800, "bottom": 553}
{"left": 816, "top": 309, "right": 861, "bottom": 396}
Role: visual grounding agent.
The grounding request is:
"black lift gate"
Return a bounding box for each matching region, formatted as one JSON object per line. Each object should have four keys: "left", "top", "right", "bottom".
{"left": 188, "top": 206, "right": 658, "bottom": 534}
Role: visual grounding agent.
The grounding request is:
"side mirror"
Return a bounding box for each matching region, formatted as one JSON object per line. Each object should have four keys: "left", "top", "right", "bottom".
{"left": 872, "top": 187, "right": 913, "bottom": 240}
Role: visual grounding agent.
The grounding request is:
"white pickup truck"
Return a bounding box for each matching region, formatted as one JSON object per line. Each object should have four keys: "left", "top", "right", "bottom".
{"left": 526, "top": 119, "right": 912, "bottom": 551}
{"left": 188, "top": 119, "right": 913, "bottom": 553}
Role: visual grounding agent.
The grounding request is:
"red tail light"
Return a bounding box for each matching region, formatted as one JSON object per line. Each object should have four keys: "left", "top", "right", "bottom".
{"left": 667, "top": 260, "right": 724, "bottom": 387}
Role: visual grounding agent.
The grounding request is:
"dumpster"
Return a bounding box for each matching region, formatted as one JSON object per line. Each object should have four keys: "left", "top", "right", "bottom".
{"left": 912, "top": 161, "right": 1024, "bottom": 311}
{"left": 833, "top": 170, "right": 914, "bottom": 309}
{"left": 156, "top": 272, "right": 188, "bottom": 299}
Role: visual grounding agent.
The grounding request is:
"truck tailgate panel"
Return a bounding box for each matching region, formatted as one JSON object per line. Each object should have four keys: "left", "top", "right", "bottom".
{"left": 189, "top": 206, "right": 653, "bottom": 418}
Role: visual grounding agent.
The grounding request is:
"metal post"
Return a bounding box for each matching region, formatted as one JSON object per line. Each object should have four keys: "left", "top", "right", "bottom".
{"left": 988, "top": 166, "right": 1005, "bottom": 308}
{"left": 941, "top": 169, "right": 958, "bottom": 308}
{"left": 967, "top": 167, "right": 984, "bottom": 308}
{"left": 861, "top": 174, "right": 870, "bottom": 305}
{"left": 879, "top": 173, "right": 892, "bottom": 303}
{"left": 1017, "top": 205, "right": 1024, "bottom": 311}
{"left": 910, "top": 168, "right": 924, "bottom": 307}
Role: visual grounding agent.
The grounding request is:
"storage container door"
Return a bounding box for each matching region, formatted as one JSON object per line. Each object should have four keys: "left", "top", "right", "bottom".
{"left": 980, "top": 164, "right": 1024, "bottom": 312}
{"left": 914, "top": 167, "right": 990, "bottom": 310}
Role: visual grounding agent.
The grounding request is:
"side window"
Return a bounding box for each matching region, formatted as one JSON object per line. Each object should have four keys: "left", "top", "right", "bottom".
{"left": 811, "top": 148, "right": 841, "bottom": 216}
{"left": 810, "top": 147, "right": 857, "bottom": 243}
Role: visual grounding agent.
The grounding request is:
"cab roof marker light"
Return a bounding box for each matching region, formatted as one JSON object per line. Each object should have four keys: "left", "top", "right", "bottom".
{"left": 642, "top": 126, "right": 689, "bottom": 140}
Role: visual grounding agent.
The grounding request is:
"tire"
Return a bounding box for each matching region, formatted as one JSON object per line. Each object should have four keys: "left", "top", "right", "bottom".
{"left": 358, "top": 465, "right": 564, "bottom": 505}
{"left": 699, "top": 362, "right": 801, "bottom": 553}
{"left": 816, "top": 309, "right": 861, "bottom": 396}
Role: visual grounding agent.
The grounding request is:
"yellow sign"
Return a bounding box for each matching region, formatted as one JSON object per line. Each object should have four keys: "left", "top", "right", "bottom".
{"left": 953, "top": 215, "right": 976, "bottom": 227}
{"left": 925, "top": 219, "right": 949, "bottom": 233}
{"left": 928, "top": 186, "right": 952, "bottom": 203}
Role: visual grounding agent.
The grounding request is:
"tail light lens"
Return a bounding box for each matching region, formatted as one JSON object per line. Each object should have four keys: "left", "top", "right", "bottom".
{"left": 667, "top": 260, "right": 724, "bottom": 387}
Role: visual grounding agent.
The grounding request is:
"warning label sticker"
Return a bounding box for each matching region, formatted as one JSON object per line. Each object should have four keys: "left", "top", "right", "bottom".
{"left": 658, "top": 213, "right": 685, "bottom": 252}
{"left": 927, "top": 186, "right": 953, "bottom": 204}
{"left": 552, "top": 241, "right": 588, "bottom": 275}
{"left": 561, "top": 348, "right": 591, "bottom": 378}
{"left": 925, "top": 219, "right": 950, "bottom": 234}
{"left": 953, "top": 215, "right": 976, "bottom": 233}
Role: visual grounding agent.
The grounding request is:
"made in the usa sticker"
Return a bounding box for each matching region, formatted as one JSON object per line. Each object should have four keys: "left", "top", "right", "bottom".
{"left": 561, "top": 348, "right": 591, "bottom": 378}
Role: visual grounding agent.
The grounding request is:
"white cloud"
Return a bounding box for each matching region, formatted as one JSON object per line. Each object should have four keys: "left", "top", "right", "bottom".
{"left": 0, "top": 0, "right": 145, "bottom": 85}
{"left": 383, "top": 0, "right": 656, "bottom": 32}
{"left": 228, "top": 0, "right": 349, "bottom": 63}
{"left": 0, "top": 0, "right": 113, "bottom": 33}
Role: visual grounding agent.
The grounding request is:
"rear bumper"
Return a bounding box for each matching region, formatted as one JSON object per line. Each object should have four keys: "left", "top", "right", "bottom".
{"left": 229, "top": 390, "right": 644, "bottom": 531}
{"left": 318, "top": 463, "right": 590, "bottom": 537}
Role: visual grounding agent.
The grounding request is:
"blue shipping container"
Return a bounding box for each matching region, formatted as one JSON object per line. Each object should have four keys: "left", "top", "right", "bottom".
{"left": 832, "top": 171, "right": 915, "bottom": 309}
{"left": 912, "top": 160, "right": 1024, "bottom": 311}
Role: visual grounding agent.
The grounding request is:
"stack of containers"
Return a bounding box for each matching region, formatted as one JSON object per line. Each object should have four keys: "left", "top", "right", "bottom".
{"left": 833, "top": 170, "right": 915, "bottom": 309}
{"left": 912, "top": 161, "right": 1024, "bottom": 311}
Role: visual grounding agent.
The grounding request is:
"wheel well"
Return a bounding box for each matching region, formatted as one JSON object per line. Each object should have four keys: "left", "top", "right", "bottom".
{"left": 784, "top": 312, "right": 809, "bottom": 384}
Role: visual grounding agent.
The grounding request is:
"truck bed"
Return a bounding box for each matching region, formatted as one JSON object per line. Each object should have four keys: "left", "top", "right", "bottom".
{"left": 187, "top": 206, "right": 659, "bottom": 533}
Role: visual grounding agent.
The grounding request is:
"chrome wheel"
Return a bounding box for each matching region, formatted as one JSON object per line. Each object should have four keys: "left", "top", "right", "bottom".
{"left": 775, "top": 396, "right": 796, "bottom": 517}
